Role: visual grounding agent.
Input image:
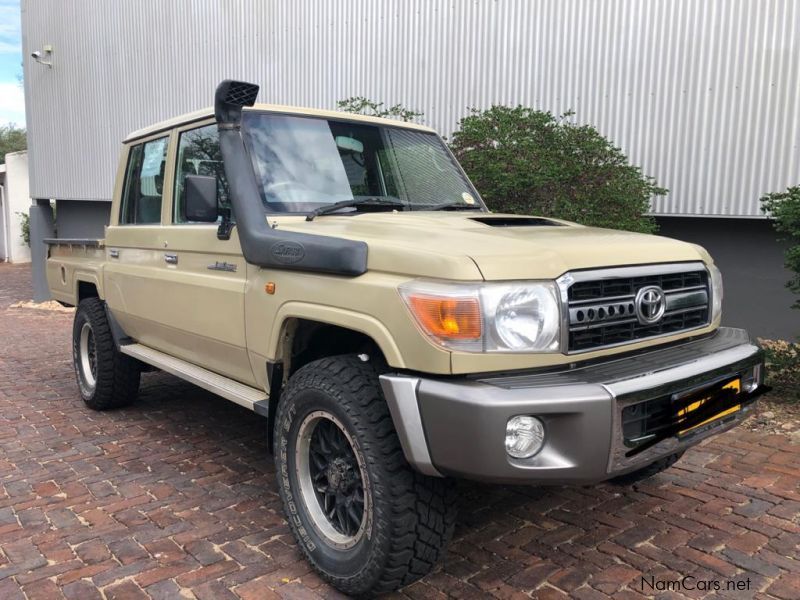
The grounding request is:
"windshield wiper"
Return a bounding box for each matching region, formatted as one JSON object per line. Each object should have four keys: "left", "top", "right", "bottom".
{"left": 306, "top": 197, "right": 405, "bottom": 221}
{"left": 421, "top": 201, "right": 484, "bottom": 212}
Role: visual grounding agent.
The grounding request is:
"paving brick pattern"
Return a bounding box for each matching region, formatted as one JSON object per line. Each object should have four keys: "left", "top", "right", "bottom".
{"left": 0, "top": 263, "right": 798, "bottom": 599}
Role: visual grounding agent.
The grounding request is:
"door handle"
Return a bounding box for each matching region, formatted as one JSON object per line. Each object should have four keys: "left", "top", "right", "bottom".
{"left": 164, "top": 253, "right": 178, "bottom": 265}
{"left": 109, "top": 249, "right": 119, "bottom": 258}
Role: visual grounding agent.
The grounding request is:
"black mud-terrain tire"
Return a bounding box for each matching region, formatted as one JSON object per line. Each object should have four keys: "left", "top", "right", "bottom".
{"left": 72, "top": 298, "right": 140, "bottom": 410}
{"left": 610, "top": 451, "right": 685, "bottom": 486}
{"left": 274, "top": 355, "right": 457, "bottom": 597}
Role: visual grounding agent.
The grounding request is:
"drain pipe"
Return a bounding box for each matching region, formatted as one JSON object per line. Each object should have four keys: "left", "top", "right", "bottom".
{"left": 215, "top": 80, "right": 368, "bottom": 276}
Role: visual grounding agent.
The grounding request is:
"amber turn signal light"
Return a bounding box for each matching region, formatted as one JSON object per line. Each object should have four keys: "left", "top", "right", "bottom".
{"left": 406, "top": 295, "right": 481, "bottom": 340}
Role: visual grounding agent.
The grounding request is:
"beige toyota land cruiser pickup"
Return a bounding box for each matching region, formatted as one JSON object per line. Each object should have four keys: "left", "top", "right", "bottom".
{"left": 46, "top": 80, "right": 767, "bottom": 596}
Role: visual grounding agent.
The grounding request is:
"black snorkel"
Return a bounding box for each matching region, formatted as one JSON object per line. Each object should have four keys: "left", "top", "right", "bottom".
{"left": 215, "top": 80, "right": 368, "bottom": 276}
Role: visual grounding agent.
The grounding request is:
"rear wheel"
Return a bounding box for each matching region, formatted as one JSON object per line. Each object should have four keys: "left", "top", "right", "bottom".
{"left": 274, "top": 355, "right": 457, "bottom": 596}
{"left": 72, "top": 298, "right": 140, "bottom": 410}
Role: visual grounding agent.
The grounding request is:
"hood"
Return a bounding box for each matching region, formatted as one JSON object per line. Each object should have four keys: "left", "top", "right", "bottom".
{"left": 274, "top": 212, "right": 709, "bottom": 281}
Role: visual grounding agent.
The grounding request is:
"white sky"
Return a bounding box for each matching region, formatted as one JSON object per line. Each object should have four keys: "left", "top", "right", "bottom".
{"left": 0, "top": 82, "right": 25, "bottom": 126}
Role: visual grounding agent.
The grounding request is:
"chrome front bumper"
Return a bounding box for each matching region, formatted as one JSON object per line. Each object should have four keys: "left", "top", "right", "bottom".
{"left": 379, "top": 328, "right": 765, "bottom": 484}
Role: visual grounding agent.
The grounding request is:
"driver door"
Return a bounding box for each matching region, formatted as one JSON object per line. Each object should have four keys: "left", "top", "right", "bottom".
{"left": 150, "top": 121, "right": 254, "bottom": 386}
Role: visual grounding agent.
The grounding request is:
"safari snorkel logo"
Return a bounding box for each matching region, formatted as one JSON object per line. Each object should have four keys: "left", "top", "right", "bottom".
{"left": 270, "top": 241, "right": 306, "bottom": 264}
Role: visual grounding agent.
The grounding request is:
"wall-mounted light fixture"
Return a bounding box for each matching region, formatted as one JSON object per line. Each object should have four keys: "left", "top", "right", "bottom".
{"left": 31, "top": 45, "right": 53, "bottom": 68}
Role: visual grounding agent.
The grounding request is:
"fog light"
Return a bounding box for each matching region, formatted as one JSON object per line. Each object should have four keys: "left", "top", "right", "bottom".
{"left": 505, "top": 416, "right": 545, "bottom": 458}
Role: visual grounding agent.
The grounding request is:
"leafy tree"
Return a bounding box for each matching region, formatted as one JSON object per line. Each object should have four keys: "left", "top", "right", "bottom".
{"left": 337, "top": 97, "right": 423, "bottom": 122}
{"left": 761, "top": 185, "right": 800, "bottom": 309}
{"left": 449, "top": 107, "right": 664, "bottom": 233}
{"left": 0, "top": 124, "right": 27, "bottom": 163}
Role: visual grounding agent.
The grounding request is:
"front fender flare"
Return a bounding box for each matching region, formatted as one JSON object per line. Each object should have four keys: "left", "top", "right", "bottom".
{"left": 269, "top": 301, "right": 405, "bottom": 368}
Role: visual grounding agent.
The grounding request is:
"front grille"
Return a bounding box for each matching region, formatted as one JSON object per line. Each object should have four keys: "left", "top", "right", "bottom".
{"left": 566, "top": 267, "right": 710, "bottom": 352}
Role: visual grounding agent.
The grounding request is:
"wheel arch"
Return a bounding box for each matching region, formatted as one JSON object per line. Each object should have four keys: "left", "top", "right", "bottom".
{"left": 265, "top": 307, "right": 404, "bottom": 454}
{"left": 76, "top": 272, "right": 103, "bottom": 303}
{"left": 268, "top": 303, "right": 405, "bottom": 371}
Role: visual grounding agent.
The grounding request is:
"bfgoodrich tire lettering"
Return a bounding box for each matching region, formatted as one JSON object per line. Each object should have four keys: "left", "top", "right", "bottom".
{"left": 72, "top": 298, "right": 140, "bottom": 410}
{"left": 274, "top": 355, "right": 457, "bottom": 596}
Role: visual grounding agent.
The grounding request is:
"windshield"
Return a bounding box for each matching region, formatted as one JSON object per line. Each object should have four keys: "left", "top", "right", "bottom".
{"left": 241, "top": 112, "right": 483, "bottom": 213}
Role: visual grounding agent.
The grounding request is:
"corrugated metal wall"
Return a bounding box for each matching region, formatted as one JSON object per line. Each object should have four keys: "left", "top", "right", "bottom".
{"left": 22, "top": 0, "right": 800, "bottom": 216}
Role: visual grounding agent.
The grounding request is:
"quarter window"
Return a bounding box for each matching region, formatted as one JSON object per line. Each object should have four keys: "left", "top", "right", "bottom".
{"left": 119, "top": 137, "right": 168, "bottom": 225}
{"left": 174, "top": 124, "right": 230, "bottom": 223}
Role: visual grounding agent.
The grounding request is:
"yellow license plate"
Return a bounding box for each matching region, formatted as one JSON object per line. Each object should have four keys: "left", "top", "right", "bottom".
{"left": 678, "top": 378, "right": 741, "bottom": 436}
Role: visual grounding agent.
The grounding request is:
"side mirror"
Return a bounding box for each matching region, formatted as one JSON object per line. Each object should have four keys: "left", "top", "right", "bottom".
{"left": 185, "top": 175, "right": 218, "bottom": 222}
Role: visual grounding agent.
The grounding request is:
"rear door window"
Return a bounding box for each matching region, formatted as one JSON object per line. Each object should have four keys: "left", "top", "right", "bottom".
{"left": 119, "top": 136, "right": 168, "bottom": 224}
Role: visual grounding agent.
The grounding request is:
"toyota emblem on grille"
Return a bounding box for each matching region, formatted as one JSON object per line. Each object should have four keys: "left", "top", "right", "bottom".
{"left": 634, "top": 285, "right": 666, "bottom": 324}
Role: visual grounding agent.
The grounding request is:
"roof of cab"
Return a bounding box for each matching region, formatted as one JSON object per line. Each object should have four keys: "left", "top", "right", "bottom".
{"left": 124, "top": 103, "right": 436, "bottom": 143}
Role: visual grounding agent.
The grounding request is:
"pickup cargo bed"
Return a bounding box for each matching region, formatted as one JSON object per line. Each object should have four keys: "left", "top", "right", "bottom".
{"left": 45, "top": 238, "right": 105, "bottom": 306}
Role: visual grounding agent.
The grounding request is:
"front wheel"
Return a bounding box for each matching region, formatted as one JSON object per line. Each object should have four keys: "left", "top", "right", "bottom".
{"left": 274, "top": 355, "right": 457, "bottom": 596}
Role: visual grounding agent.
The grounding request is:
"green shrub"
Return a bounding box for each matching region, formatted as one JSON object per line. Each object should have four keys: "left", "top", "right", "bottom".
{"left": 760, "top": 339, "right": 800, "bottom": 399}
{"left": 449, "top": 107, "right": 664, "bottom": 233}
{"left": 760, "top": 185, "right": 800, "bottom": 309}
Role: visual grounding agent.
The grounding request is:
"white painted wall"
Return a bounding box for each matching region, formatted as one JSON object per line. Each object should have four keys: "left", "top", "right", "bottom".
{"left": 1, "top": 152, "right": 32, "bottom": 264}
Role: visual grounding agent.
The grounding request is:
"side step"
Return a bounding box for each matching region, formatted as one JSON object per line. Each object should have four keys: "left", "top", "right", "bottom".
{"left": 120, "top": 343, "right": 269, "bottom": 415}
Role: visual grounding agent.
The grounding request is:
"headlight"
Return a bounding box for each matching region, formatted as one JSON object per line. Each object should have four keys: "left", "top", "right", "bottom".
{"left": 709, "top": 264, "right": 723, "bottom": 322}
{"left": 399, "top": 279, "right": 561, "bottom": 353}
{"left": 481, "top": 283, "right": 561, "bottom": 351}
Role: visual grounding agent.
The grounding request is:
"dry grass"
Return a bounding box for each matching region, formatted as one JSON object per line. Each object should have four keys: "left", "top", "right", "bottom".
{"left": 9, "top": 300, "right": 75, "bottom": 313}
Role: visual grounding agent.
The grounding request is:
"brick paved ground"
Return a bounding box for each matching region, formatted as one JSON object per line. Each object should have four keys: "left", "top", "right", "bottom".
{"left": 0, "top": 263, "right": 798, "bottom": 600}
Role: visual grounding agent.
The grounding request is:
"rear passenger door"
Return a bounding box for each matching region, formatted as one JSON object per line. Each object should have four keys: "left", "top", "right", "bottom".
{"left": 104, "top": 134, "right": 174, "bottom": 351}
